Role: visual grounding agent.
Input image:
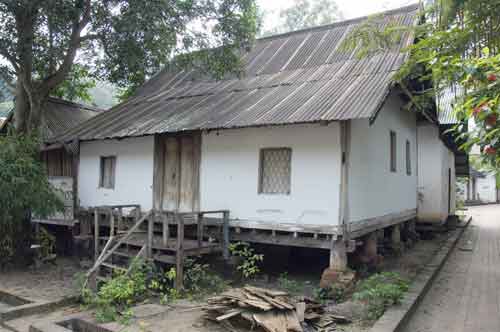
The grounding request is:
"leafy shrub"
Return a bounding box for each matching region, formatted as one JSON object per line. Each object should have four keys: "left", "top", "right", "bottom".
{"left": 314, "top": 283, "right": 345, "bottom": 303}
{"left": 0, "top": 133, "right": 63, "bottom": 267}
{"left": 229, "top": 242, "right": 264, "bottom": 279}
{"left": 83, "top": 260, "right": 152, "bottom": 323}
{"left": 36, "top": 227, "right": 56, "bottom": 258}
{"left": 183, "top": 258, "right": 227, "bottom": 298}
{"left": 352, "top": 272, "right": 409, "bottom": 320}
{"left": 278, "top": 272, "right": 304, "bottom": 295}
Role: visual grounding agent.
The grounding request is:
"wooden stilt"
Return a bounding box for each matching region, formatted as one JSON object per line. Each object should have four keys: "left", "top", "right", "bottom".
{"left": 197, "top": 213, "right": 204, "bottom": 248}
{"left": 176, "top": 213, "right": 184, "bottom": 291}
{"left": 162, "top": 212, "right": 169, "bottom": 247}
{"left": 222, "top": 211, "right": 230, "bottom": 260}
{"left": 94, "top": 208, "right": 99, "bottom": 260}
{"left": 109, "top": 208, "right": 115, "bottom": 236}
{"left": 147, "top": 211, "right": 154, "bottom": 258}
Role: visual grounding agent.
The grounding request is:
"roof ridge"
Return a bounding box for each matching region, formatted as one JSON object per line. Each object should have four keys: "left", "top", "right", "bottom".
{"left": 46, "top": 96, "right": 103, "bottom": 113}
{"left": 257, "top": 3, "right": 420, "bottom": 41}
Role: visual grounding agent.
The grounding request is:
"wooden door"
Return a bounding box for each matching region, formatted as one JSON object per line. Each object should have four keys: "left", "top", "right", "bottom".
{"left": 161, "top": 134, "right": 200, "bottom": 212}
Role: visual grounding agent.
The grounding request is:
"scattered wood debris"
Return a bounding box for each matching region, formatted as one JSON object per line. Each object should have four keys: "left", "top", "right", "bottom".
{"left": 204, "top": 286, "right": 351, "bottom": 332}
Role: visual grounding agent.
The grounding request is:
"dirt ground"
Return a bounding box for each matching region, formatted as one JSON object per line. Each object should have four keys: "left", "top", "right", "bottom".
{"left": 0, "top": 257, "right": 86, "bottom": 303}
{"left": 1, "top": 228, "right": 455, "bottom": 332}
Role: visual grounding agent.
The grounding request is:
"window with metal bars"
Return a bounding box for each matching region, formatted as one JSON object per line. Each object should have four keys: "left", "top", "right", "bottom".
{"left": 258, "top": 148, "right": 292, "bottom": 195}
{"left": 99, "top": 156, "right": 116, "bottom": 189}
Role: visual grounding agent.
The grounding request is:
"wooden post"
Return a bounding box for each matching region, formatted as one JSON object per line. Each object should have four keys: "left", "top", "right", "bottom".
{"left": 391, "top": 224, "right": 402, "bottom": 253}
{"left": 222, "top": 211, "right": 230, "bottom": 260}
{"left": 175, "top": 213, "right": 184, "bottom": 291}
{"left": 329, "top": 238, "right": 347, "bottom": 271}
{"left": 94, "top": 208, "right": 99, "bottom": 261}
{"left": 109, "top": 208, "right": 115, "bottom": 237}
{"left": 162, "top": 212, "right": 169, "bottom": 247}
{"left": 147, "top": 211, "right": 154, "bottom": 258}
{"left": 197, "top": 213, "right": 204, "bottom": 248}
{"left": 117, "top": 207, "right": 123, "bottom": 232}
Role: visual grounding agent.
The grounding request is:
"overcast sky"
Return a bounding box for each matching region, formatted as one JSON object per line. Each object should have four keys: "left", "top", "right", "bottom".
{"left": 258, "top": 0, "right": 417, "bottom": 31}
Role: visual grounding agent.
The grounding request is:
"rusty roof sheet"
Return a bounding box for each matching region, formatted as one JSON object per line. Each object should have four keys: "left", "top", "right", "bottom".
{"left": 53, "top": 4, "right": 420, "bottom": 143}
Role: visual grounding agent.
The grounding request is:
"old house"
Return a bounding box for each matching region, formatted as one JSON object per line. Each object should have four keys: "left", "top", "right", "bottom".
{"left": 1, "top": 97, "right": 103, "bottom": 226}
{"left": 416, "top": 89, "right": 469, "bottom": 225}
{"left": 459, "top": 168, "right": 498, "bottom": 204}
{"left": 50, "top": 5, "right": 428, "bottom": 279}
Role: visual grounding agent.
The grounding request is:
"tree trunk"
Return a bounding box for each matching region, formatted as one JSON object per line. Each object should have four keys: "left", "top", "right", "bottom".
{"left": 28, "top": 93, "right": 45, "bottom": 134}
{"left": 14, "top": 80, "right": 30, "bottom": 133}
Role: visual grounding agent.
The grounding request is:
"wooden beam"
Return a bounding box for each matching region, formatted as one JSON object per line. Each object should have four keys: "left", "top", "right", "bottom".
{"left": 147, "top": 212, "right": 154, "bottom": 258}
{"left": 94, "top": 208, "right": 99, "bottom": 260}
{"left": 197, "top": 213, "right": 204, "bottom": 248}
{"left": 162, "top": 213, "right": 169, "bottom": 247}
{"left": 230, "top": 232, "right": 331, "bottom": 249}
{"left": 348, "top": 209, "right": 417, "bottom": 239}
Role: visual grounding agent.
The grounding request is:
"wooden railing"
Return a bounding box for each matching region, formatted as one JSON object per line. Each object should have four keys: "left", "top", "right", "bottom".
{"left": 86, "top": 206, "right": 230, "bottom": 291}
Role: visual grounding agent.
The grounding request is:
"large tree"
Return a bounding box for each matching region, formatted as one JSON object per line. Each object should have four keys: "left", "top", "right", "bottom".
{"left": 0, "top": 0, "right": 257, "bottom": 134}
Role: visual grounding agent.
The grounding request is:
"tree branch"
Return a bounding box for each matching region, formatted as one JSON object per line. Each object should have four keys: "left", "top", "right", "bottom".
{"left": 41, "top": 0, "right": 92, "bottom": 93}
{"left": 0, "top": 69, "right": 15, "bottom": 93}
{"left": 0, "top": 50, "right": 19, "bottom": 72}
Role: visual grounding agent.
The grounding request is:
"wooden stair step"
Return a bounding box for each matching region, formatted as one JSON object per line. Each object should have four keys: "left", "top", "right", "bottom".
{"left": 101, "top": 262, "right": 127, "bottom": 272}
{"left": 154, "top": 254, "right": 176, "bottom": 264}
{"left": 111, "top": 250, "right": 137, "bottom": 258}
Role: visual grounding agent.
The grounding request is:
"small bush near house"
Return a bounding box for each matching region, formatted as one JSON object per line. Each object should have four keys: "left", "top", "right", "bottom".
{"left": 0, "top": 133, "right": 63, "bottom": 268}
{"left": 82, "top": 258, "right": 227, "bottom": 323}
{"left": 278, "top": 272, "right": 304, "bottom": 295}
{"left": 229, "top": 242, "right": 264, "bottom": 279}
{"left": 352, "top": 272, "right": 409, "bottom": 320}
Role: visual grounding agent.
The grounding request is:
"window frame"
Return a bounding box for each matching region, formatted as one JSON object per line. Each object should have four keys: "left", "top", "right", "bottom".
{"left": 406, "top": 139, "right": 411, "bottom": 175}
{"left": 99, "top": 156, "right": 116, "bottom": 189}
{"left": 390, "top": 131, "right": 397, "bottom": 173}
{"left": 258, "top": 147, "right": 292, "bottom": 195}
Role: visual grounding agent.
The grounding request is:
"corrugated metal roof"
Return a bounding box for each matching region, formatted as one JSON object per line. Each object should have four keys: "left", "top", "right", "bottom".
{"left": 53, "top": 4, "right": 420, "bottom": 143}
{"left": 437, "top": 86, "right": 464, "bottom": 125}
{"left": 41, "top": 97, "right": 103, "bottom": 141}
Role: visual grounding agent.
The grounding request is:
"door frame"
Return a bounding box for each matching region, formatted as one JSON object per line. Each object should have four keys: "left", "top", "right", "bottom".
{"left": 152, "top": 131, "right": 201, "bottom": 212}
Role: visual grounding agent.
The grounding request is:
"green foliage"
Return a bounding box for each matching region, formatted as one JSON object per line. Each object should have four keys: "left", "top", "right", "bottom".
{"left": 261, "top": 0, "right": 343, "bottom": 37}
{"left": 0, "top": 0, "right": 258, "bottom": 132}
{"left": 51, "top": 65, "right": 96, "bottom": 103}
{"left": 0, "top": 132, "right": 63, "bottom": 267}
{"left": 229, "top": 242, "right": 264, "bottom": 279}
{"left": 36, "top": 227, "right": 56, "bottom": 258}
{"left": 313, "top": 283, "right": 345, "bottom": 303}
{"left": 83, "top": 260, "right": 152, "bottom": 323}
{"left": 183, "top": 258, "right": 227, "bottom": 298}
{"left": 339, "top": 1, "right": 500, "bottom": 170}
{"left": 352, "top": 272, "right": 409, "bottom": 320}
{"left": 277, "top": 272, "right": 304, "bottom": 295}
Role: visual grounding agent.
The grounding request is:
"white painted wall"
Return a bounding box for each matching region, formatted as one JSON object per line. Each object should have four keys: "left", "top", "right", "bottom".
{"left": 417, "top": 124, "right": 456, "bottom": 223}
{"left": 78, "top": 136, "right": 155, "bottom": 210}
{"left": 348, "top": 93, "right": 418, "bottom": 223}
{"left": 200, "top": 123, "right": 342, "bottom": 225}
{"left": 476, "top": 173, "right": 498, "bottom": 203}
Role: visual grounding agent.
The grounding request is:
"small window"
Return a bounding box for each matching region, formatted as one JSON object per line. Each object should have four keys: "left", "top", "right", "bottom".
{"left": 259, "top": 148, "right": 291, "bottom": 194}
{"left": 406, "top": 140, "right": 411, "bottom": 175}
{"left": 390, "top": 131, "right": 397, "bottom": 172}
{"left": 99, "top": 156, "right": 116, "bottom": 189}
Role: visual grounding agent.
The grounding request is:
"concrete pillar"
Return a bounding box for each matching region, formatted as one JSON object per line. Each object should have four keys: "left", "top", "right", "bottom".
{"left": 329, "top": 238, "right": 347, "bottom": 271}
